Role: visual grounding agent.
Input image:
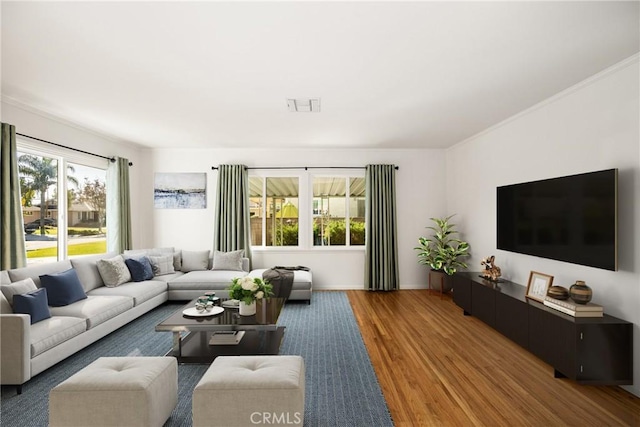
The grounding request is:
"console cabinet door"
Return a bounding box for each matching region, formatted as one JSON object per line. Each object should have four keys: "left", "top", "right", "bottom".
{"left": 471, "top": 282, "right": 495, "bottom": 327}
{"left": 528, "top": 305, "right": 576, "bottom": 378}
{"left": 452, "top": 275, "right": 472, "bottom": 314}
{"left": 495, "top": 292, "right": 528, "bottom": 349}
{"left": 575, "top": 323, "right": 633, "bottom": 384}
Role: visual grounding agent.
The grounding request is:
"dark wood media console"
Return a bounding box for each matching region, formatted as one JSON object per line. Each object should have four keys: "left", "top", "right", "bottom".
{"left": 452, "top": 272, "right": 633, "bottom": 385}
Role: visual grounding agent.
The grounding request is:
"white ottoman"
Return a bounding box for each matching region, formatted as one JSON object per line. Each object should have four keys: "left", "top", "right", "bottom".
{"left": 49, "top": 357, "right": 177, "bottom": 427}
{"left": 193, "top": 355, "right": 305, "bottom": 427}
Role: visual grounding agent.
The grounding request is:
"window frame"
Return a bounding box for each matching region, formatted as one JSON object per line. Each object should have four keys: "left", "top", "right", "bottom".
{"left": 249, "top": 169, "right": 365, "bottom": 251}
{"left": 17, "top": 138, "right": 109, "bottom": 262}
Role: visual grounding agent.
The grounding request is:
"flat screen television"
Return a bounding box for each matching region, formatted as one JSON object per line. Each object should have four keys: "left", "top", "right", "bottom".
{"left": 497, "top": 169, "right": 617, "bottom": 271}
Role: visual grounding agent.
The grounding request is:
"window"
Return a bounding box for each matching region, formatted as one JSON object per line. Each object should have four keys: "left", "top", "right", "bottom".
{"left": 313, "top": 177, "right": 365, "bottom": 247}
{"left": 18, "top": 147, "right": 108, "bottom": 264}
{"left": 249, "top": 172, "right": 365, "bottom": 249}
{"left": 250, "top": 177, "right": 299, "bottom": 247}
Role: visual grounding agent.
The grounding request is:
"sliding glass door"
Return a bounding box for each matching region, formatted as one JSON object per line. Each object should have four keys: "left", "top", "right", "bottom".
{"left": 18, "top": 150, "right": 108, "bottom": 263}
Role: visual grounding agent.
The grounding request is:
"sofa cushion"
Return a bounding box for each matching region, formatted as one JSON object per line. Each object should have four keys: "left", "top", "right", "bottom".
{"left": 97, "top": 255, "right": 132, "bottom": 287}
{"left": 147, "top": 254, "right": 175, "bottom": 276}
{"left": 30, "top": 316, "right": 87, "bottom": 357}
{"left": 70, "top": 252, "right": 117, "bottom": 292}
{"left": 7, "top": 260, "right": 73, "bottom": 287}
{"left": 13, "top": 288, "right": 51, "bottom": 324}
{"left": 151, "top": 271, "right": 184, "bottom": 284}
{"left": 168, "top": 270, "right": 247, "bottom": 291}
{"left": 181, "top": 250, "right": 210, "bottom": 272}
{"left": 88, "top": 280, "right": 167, "bottom": 306}
{"left": 0, "top": 270, "right": 10, "bottom": 285}
{"left": 40, "top": 269, "right": 88, "bottom": 307}
{"left": 49, "top": 295, "right": 133, "bottom": 329}
{"left": 1, "top": 277, "right": 37, "bottom": 308}
{"left": 125, "top": 257, "right": 154, "bottom": 282}
{"left": 212, "top": 250, "right": 244, "bottom": 271}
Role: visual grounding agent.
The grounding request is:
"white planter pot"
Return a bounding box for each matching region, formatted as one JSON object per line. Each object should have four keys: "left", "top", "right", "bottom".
{"left": 239, "top": 301, "right": 256, "bottom": 316}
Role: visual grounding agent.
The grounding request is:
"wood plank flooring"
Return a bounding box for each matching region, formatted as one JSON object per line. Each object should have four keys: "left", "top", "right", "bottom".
{"left": 346, "top": 289, "right": 640, "bottom": 427}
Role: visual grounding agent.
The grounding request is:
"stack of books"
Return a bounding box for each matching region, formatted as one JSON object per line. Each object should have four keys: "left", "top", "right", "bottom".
{"left": 543, "top": 296, "right": 603, "bottom": 317}
{"left": 209, "top": 331, "right": 245, "bottom": 345}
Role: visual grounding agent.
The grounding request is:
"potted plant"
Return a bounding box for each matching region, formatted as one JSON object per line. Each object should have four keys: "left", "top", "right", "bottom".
{"left": 228, "top": 277, "right": 274, "bottom": 316}
{"left": 415, "top": 215, "right": 470, "bottom": 292}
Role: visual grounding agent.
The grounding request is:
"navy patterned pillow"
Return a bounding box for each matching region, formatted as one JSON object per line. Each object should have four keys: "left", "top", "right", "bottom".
{"left": 125, "top": 257, "right": 154, "bottom": 282}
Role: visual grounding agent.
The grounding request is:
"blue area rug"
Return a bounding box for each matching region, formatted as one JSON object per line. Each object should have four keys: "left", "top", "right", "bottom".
{"left": 0, "top": 292, "right": 393, "bottom": 426}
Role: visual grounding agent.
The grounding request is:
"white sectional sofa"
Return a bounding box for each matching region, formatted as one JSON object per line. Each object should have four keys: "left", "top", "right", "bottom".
{"left": 0, "top": 248, "right": 312, "bottom": 392}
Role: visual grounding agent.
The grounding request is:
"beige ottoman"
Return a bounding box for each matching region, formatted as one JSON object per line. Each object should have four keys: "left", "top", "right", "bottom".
{"left": 193, "top": 355, "right": 305, "bottom": 427}
{"left": 49, "top": 357, "right": 177, "bottom": 427}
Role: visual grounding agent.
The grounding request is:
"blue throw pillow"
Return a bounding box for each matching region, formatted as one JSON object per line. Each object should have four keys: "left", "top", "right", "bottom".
{"left": 40, "top": 268, "right": 87, "bottom": 307}
{"left": 125, "top": 257, "right": 154, "bottom": 282}
{"left": 13, "top": 288, "right": 51, "bottom": 324}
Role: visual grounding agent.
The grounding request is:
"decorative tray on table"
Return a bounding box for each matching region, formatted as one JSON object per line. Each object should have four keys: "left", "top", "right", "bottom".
{"left": 182, "top": 306, "right": 224, "bottom": 317}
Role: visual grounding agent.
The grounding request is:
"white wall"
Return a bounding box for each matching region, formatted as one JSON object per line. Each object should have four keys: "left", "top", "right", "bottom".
{"left": 0, "top": 101, "right": 146, "bottom": 247}
{"left": 142, "top": 148, "right": 447, "bottom": 290}
{"left": 446, "top": 56, "right": 640, "bottom": 396}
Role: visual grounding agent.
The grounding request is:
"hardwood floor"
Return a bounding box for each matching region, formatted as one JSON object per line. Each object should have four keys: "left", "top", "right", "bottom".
{"left": 347, "top": 289, "right": 640, "bottom": 427}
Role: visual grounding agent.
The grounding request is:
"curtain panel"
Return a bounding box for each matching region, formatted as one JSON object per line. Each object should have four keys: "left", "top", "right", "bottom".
{"left": 214, "top": 164, "right": 252, "bottom": 267}
{"left": 106, "top": 157, "right": 132, "bottom": 253}
{"left": 364, "top": 164, "right": 399, "bottom": 291}
{"left": 0, "top": 123, "right": 27, "bottom": 270}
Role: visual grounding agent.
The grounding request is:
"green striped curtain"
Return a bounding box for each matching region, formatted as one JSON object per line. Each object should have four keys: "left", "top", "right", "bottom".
{"left": 0, "top": 123, "right": 27, "bottom": 269}
{"left": 106, "top": 157, "right": 132, "bottom": 253}
{"left": 365, "top": 164, "right": 399, "bottom": 291}
{"left": 214, "top": 165, "right": 252, "bottom": 267}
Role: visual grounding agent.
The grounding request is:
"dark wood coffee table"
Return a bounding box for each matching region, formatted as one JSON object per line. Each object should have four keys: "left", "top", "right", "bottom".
{"left": 155, "top": 298, "right": 286, "bottom": 363}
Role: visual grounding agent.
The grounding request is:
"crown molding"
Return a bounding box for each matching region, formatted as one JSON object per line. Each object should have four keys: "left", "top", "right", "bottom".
{"left": 1, "top": 94, "right": 144, "bottom": 149}
{"left": 449, "top": 53, "right": 640, "bottom": 152}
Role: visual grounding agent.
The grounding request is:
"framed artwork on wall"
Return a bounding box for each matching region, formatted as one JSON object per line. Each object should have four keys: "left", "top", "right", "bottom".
{"left": 154, "top": 173, "right": 206, "bottom": 209}
{"left": 526, "top": 271, "right": 554, "bottom": 302}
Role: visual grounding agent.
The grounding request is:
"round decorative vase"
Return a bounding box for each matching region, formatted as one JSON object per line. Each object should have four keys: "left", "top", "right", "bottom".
{"left": 569, "top": 280, "right": 592, "bottom": 304}
{"left": 239, "top": 301, "right": 256, "bottom": 316}
{"left": 547, "top": 285, "right": 570, "bottom": 300}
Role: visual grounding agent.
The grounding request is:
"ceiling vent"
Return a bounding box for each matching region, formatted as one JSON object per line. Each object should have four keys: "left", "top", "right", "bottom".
{"left": 286, "top": 98, "right": 321, "bottom": 113}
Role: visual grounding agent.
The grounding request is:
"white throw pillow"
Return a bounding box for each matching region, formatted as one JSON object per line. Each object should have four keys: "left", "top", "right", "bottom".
{"left": 181, "top": 250, "right": 210, "bottom": 272}
{"left": 96, "top": 255, "right": 132, "bottom": 287}
{"left": 0, "top": 277, "right": 38, "bottom": 307}
{"left": 212, "top": 250, "right": 245, "bottom": 271}
{"left": 148, "top": 254, "right": 175, "bottom": 276}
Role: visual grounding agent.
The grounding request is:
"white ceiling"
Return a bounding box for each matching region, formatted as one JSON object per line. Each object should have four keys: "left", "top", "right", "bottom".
{"left": 1, "top": 1, "right": 638, "bottom": 150}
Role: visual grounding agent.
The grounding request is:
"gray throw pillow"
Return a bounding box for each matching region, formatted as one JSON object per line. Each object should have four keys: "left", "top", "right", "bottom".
{"left": 1, "top": 278, "right": 38, "bottom": 308}
{"left": 148, "top": 254, "right": 175, "bottom": 276}
{"left": 96, "top": 255, "right": 132, "bottom": 287}
{"left": 212, "top": 250, "right": 245, "bottom": 271}
{"left": 181, "top": 250, "right": 210, "bottom": 272}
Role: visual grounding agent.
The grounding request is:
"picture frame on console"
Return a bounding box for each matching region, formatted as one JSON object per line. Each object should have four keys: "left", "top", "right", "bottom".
{"left": 526, "top": 271, "right": 554, "bottom": 302}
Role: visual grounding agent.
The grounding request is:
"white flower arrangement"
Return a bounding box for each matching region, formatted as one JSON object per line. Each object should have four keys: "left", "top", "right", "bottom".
{"left": 228, "top": 277, "right": 273, "bottom": 305}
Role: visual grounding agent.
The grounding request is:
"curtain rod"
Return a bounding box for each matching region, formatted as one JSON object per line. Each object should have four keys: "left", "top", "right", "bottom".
{"left": 16, "top": 133, "right": 133, "bottom": 166}
{"left": 210, "top": 165, "right": 399, "bottom": 171}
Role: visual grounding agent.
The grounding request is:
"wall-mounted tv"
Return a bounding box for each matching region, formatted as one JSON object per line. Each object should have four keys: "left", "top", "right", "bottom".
{"left": 497, "top": 169, "right": 617, "bottom": 271}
